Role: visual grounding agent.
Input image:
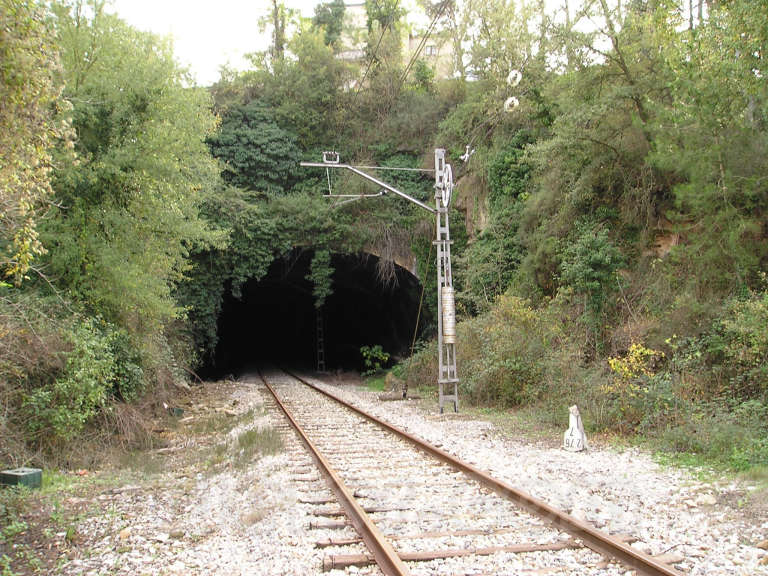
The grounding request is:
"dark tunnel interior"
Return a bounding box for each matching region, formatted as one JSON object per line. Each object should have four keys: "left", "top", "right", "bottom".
{"left": 205, "top": 251, "right": 425, "bottom": 376}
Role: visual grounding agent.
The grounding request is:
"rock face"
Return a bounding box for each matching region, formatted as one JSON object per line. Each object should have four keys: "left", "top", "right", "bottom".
{"left": 453, "top": 171, "right": 489, "bottom": 240}
{"left": 563, "top": 405, "right": 588, "bottom": 452}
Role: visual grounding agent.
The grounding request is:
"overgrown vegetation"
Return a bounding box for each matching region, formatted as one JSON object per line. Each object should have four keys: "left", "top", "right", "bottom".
{"left": 1, "top": 0, "right": 766, "bottom": 475}
{"left": 396, "top": 0, "right": 768, "bottom": 474}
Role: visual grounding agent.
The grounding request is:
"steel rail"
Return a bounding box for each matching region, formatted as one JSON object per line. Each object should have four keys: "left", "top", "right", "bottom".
{"left": 284, "top": 369, "right": 685, "bottom": 576}
{"left": 258, "top": 370, "right": 411, "bottom": 576}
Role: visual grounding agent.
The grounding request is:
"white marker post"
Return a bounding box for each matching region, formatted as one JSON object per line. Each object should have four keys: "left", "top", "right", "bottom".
{"left": 563, "top": 405, "right": 588, "bottom": 452}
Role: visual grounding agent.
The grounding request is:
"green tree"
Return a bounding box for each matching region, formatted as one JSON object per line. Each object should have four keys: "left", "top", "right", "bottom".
{"left": 365, "top": 0, "right": 404, "bottom": 32}
{"left": 313, "top": 0, "right": 346, "bottom": 48}
{"left": 207, "top": 101, "right": 301, "bottom": 194}
{"left": 45, "top": 1, "right": 221, "bottom": 336}
{"left": 0, "top": 0, "right": 72, "bottom": 284}
{"left": 560, "top": 223, "right": 625, "bottom": 349}
{"left": 650, "top": 0, "right": 768, "bottom": 290}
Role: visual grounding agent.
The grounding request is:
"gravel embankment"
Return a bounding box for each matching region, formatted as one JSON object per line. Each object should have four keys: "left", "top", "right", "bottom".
{"left": 56, "top": 375, "right": 767, "bottom": 575}
{"left": 305, "top": 374, "right": 768, "bottom": 576}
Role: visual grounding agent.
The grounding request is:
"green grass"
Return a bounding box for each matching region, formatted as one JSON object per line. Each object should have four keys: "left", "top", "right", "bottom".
{"left": 742, "top": 465, "right": 768, "bottom": 485}
{"left": 40, "top": 469, "right": 79, "bottom": 494}
{"left": 115, "top": 450, "right": 165, "bottom": 476}
{"left": 190, "top": 408, "right": 255, "bottom": 436}
{"left": 363, "top": 374, "right": 389, "bottom": 392}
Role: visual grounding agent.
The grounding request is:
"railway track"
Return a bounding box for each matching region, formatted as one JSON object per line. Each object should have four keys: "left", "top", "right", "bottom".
{"left": 257, "top": 368, "right": 687, "bottom": 576}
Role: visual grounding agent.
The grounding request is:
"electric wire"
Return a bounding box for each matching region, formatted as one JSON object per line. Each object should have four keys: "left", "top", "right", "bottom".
{"left": 350, "top": 164, "right": 434, "bottom": 172}
{"left": 397, "top": 0, "right": 449, "bottom": 88}
{"left": 344, "top": 0, "right": 400, "bottom": 136}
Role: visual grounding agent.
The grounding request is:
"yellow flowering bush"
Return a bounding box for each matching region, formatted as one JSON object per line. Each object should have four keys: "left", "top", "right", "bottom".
{"left": 606, "top": 344, "right": 664, "bottom": 431}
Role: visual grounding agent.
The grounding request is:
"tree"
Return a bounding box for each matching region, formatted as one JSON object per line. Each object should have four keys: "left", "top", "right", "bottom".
{"left": 271, "top": 0, "right": 287, "bottom": 62}
{"left": 365, "top": 0, "right": 404, "bottom": 32}
{"left": 45, "top": 1, "right": 221, "bottom": 336}
{"left": 649, "top": 0, "right": 768, "bottom": 290}
{"left": 0, "top": 0, "right": 72, "bottom": 285}
{"left": 313, "top": 0, "right": 346, "bottom": 48}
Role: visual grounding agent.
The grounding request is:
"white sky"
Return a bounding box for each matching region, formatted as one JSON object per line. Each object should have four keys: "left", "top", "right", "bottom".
{"left": 109, "top": 0, "right": 425, "bottom": 86}
{"left": 109, "top": 0, "right": 325, "bottom": 85}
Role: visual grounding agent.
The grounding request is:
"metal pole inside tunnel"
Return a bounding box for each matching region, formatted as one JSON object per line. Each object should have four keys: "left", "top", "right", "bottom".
{"left": 299, "top": 149, "right": 459, "bottom": 412}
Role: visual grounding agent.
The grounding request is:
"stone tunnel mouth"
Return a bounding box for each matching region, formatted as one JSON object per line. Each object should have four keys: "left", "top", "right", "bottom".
{"left": 203, "top": 249, "right": 426, "bottom": 377}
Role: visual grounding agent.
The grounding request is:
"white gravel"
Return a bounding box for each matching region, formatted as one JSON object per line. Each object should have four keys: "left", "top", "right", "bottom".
{"left": 304, "top": 373, "right": 768, "bottom": 576}
{"left": 57, "top": 374, "right": 767, "bottom": 575}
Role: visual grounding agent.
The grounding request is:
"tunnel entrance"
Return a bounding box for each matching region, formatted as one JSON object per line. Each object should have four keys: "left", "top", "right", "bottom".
{"left": 207, "top": 250, "right": 425, "bottom": 376}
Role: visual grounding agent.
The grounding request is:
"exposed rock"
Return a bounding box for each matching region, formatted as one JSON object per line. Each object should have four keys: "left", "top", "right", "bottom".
{"left": 654, "top": 552, "right": 685, "bottom": 565}
{"left": 697, "top": 493, "right": 717, "bottom": 506}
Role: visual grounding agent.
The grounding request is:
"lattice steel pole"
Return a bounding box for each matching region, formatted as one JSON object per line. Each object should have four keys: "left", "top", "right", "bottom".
{"left": 300, "top": 149, "right": 460, "bottom": 412}
{"left": 434, "top": 149, "right": 458, "bottom": 413}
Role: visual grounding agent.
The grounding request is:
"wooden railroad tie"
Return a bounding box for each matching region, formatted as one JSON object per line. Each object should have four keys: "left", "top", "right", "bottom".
{"left": 322, "top": 540, "right": 580, "bottom": 571}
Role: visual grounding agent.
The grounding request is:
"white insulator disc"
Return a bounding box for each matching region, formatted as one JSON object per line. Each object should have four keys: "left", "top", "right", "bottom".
{"left": 442, "top": 163, "right": 453, "bottom": 207}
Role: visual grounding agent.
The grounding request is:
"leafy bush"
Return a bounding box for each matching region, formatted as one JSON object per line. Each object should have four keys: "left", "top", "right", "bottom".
{"left": 456, "top": 135, "right": 532, "bottom": 313}
{"left": 716, "top": 292, "right": 768, "bottom": 401}
{"left": 606, "top": 343, "right": 665, "bottom": 432}
{"left": 22, "top": 318, "right": 114, "bottom": 442}
{"left": 559, "top": 223, "right": 625, "bottom": 353}
{"left": 207, "top": 100, "right": 301, "bottom": 194}
{"left": 664, "top": 289, "right": 768, "bottom": 402}
{"left": 107, "top": 329, "right": 145, "bottom": 402}
{"left": 460, "top": 294, "right": 563, "bottom": 407}
{"left": 560, "top": 223, "right": 625, "bottom": 316}
{"left": 360, "top": 345, "right": 390, "bottom": 375}
{"left": 654, "top": 399, "right": 768, "bottom": 471}
{"left": 308, "top": 249, "right": 333, "bottom": 309}
{"left": 0, "top": 485, "right": 30, "bottom": 546}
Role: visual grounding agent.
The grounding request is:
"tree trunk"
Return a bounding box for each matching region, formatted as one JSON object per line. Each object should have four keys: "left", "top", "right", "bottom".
{"left": 564, "top": 0, "right": 575, "bottom": 71}
{"left": 272, "top": 0, "right": 285, "bottom": 62}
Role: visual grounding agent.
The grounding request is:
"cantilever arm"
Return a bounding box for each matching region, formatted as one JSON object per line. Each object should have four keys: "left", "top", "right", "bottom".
{"left": 300, "top": 162, "right": 437, "bottom": 214}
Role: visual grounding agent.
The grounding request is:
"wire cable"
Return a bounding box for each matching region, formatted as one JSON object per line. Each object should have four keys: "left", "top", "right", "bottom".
{"left": 350, "top": 164, "right": 434, "bottom": 172}
{"left": 397, "top": 0, "right": 449, "bottom": 88}
{"left": 346, "top": 0, "right": 400, "bottom": 127}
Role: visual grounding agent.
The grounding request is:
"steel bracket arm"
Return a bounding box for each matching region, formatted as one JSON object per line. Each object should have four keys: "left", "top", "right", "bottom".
{"left": 300, "top": 162, "right": 437, "bottom": 214}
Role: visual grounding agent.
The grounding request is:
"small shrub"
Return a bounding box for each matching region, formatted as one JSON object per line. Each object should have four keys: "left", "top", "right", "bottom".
{"left": 606, "top": 343, "right": 665, "bottom": 432}
{"left": 560, "top": 223, "right": 625, "bottom": 351}
{"left": 717, "top": 292, "right": 768, "bottom": 400}
{"left": 460, "top": 294, "right": 564, "bottom": 408}
{"left": 107, "top": 329, "right": 145, "bottom": 402}
{"left": 22, "top": 318, "right": 114, "bottom": 442}
{"left": 0, "top": 486, "right": 30, "bottom": 546}
{"left": 655, "top": 399, "right": 768, "bottom": 471}
{"left": 360, "top": 345, "right": 390, "bottom": 376}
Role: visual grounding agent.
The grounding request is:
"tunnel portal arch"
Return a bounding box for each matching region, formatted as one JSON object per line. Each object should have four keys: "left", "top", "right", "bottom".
{"left": 206, "top": 249, "right": 427, "bottom": 376}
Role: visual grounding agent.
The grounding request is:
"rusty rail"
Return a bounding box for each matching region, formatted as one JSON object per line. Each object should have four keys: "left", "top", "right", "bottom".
{"left": 285, "top": 369, "right": 685, "bottom": 576}
{"left": 258, "top": 370, "right": 411, "bottom": 576}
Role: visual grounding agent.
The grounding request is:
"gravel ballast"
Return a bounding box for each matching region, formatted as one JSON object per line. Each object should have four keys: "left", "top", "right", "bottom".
{"left": 52, "top": 375, "right": 767, "bottom": 575}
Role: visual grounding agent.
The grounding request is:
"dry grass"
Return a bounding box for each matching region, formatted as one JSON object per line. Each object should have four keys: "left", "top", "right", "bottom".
{"left": 235, "top": 427, "right": 282, "bottom": 468}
